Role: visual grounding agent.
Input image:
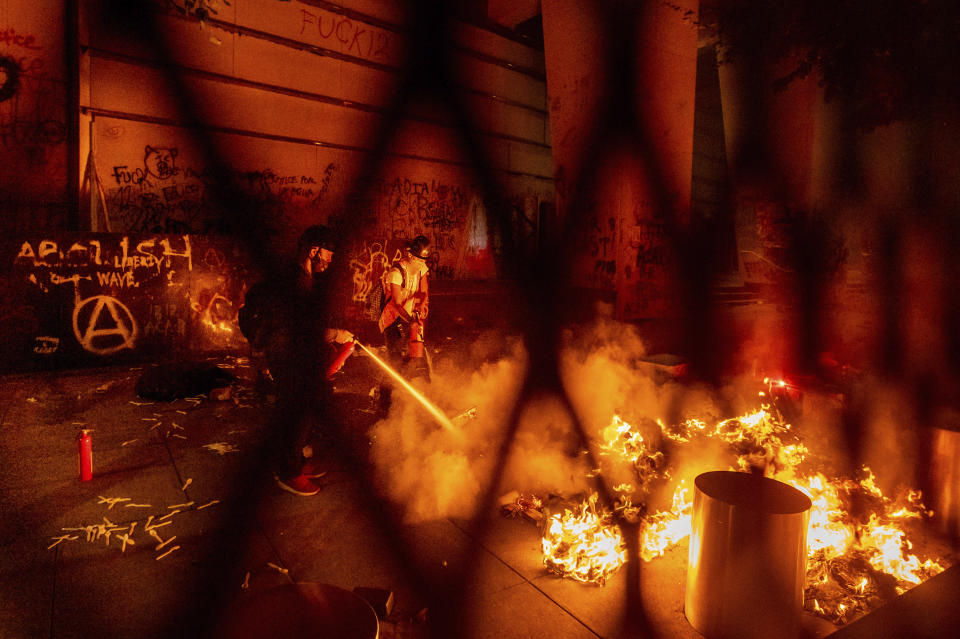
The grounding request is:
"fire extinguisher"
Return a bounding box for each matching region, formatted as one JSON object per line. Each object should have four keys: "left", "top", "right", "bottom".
{"left": 408, "top": 312, "right": 425, "bottom": 359}
{"left": 77, "top": 429, "right": 93, "bottom": 482}
{"left": 326, "top": 340, "right": 356, "bottom": 379}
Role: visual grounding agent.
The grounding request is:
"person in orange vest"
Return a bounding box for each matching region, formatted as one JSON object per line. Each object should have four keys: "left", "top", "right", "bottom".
{"left": 376, "top": 235, "right": 431, "bottom": 414}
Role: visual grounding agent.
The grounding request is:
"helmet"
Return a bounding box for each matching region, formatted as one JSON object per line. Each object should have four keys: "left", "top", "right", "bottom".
{"left": 298, "top": 225, "right": 334, "bottom": 252}
{"left": 406, "top": 235, "right": 430, "bottom": 259}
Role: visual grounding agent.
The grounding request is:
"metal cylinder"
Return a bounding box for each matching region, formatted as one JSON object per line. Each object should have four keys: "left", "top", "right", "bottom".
{"left": 77, "top": 429, "right": 93, "bottom": 482}
{"left": 685, "top": 471, "right": 811, "bottom": 639}
{"left": 928, "top": 426, "right": 960, "bottom": 539}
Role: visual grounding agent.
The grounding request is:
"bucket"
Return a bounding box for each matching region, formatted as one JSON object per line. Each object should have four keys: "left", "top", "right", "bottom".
{"left": 685, "top": 471, "right": 811, "bottom": 639}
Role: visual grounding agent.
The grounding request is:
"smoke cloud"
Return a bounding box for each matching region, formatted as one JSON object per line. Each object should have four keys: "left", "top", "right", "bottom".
{"left": 366, "top": 305, "right": 916, "bottom": 522}
{"left": 367, "top": 311, "right": 762, "bottom": 522}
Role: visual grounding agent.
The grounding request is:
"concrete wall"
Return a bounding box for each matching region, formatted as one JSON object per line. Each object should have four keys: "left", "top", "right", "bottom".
{"left": 541, "top": 0, "right": 699, "bottom": 319}
{"left": 1, "top": 0, "right": 554, "bottom": 371}
{"left": 79, "top": 0, "right": 554, "bottom": 273}
{"left": 0, "top": 0, "right": 71, "bottom": 232}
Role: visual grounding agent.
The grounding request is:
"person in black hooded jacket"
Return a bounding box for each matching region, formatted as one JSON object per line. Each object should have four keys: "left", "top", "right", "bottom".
{"left": 239, "top": 224, "right": 354, "bottom": 496}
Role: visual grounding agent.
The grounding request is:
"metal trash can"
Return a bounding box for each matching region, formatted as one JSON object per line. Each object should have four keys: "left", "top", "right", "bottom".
{"left": 685, "top": 471, "right": 812, "bottom": 639}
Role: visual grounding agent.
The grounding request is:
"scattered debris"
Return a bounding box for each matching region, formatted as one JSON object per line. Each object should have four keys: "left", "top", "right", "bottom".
{"left": 203, "top": 442, "right": 239, "bottom": 455}
{"left": 47, "top": 534, "right": 78, "bottom": 550}
{"left": 156, "top": 535, "right": 177, "bottom": 551}
{"left": 452, "top": 406, "right": 478, "bottom": 426}
{"left": 156, "top": 545, "right": 180, "bottom": 560}
{"left": 96, "top": 382, "right": 114, "bottom": 392}
{"left": 26, "top": 397, "right": 38, "bottom": 403}
{"left": 499, "top": 492, "right": 545, "bottom": 522}
{"left": 97, "top": 496, "right": 132, "bottom": 509}
{"left": 117, "top": 533, "right": 135, "bottom": 552}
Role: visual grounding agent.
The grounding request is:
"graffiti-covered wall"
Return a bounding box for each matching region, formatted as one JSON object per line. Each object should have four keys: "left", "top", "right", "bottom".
{"left": 78, "top": 0, "right": 553, "bottom": 249}
{"left": 0, "top": 0, "right": 554, "bottom": 368}
{"left": 2, "top": 233, "right": 250, "bottom": 371}
{"left": 541, "top": 0, "right": 699, "bottom": 319}
{"left": 0, "top": 0, "right": 70, "bottom": 232}
{"left": 343, "top": 163, "right": 551, "bottom": 321}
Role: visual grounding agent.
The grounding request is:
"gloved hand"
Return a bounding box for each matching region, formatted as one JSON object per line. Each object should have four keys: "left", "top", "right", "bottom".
{"left": 325, "top": 328, "right": 354, "bottom": 344}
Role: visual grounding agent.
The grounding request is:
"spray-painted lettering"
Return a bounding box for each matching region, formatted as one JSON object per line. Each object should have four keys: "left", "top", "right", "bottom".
{"left": 298, "top": 10, "right": 392, "bottom": 60}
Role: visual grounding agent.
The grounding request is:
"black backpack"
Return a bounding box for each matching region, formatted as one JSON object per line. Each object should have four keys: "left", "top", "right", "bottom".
{"left": 366, "top": 263, "right": 405, "bottom": 321}
{"left": 237, "top": 279, "right": 276, "bottom": 350}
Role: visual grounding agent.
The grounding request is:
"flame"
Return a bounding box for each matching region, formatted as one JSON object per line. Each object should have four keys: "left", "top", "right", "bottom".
{"left": 202, "top": 317, "right": 234, "bottom": 333}
{"left": 541, "top": 493, "right": 626, "bottom": 585}
{"left": 640, "top": 481, "right": 692, "bottom": 561}
{"left": 534, "top": 384, "right": 949, "bottom": 621}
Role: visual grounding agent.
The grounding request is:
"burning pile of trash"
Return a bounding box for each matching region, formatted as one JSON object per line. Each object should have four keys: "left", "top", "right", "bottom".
{"left": 526, "top": 379, "right": 949, "bottom": 624}
{"left": 367, "top": 321, "right": 952, "bottom": 626}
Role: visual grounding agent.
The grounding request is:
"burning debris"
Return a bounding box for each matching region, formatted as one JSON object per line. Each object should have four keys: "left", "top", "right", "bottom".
{"left": 541, "top": 493, "right": 626, "bottom": 585}
{"left": 499, "top": 492, "right": 544, "bottom": 523}
{"left": 528, "top": 380, "right": 949, "bottom": 625}
{"left": 365, "top": 323, "right": 947, "bottom": 625}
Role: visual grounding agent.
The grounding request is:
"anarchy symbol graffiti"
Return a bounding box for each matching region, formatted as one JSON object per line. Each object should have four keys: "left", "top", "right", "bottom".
{"left": 72, "top": 295, "right": 139, "bottom": 355}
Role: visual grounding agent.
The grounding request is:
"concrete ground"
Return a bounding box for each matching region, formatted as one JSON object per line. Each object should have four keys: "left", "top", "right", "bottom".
{"left": 1, "top": 297, "right": 958, "bottom": 638}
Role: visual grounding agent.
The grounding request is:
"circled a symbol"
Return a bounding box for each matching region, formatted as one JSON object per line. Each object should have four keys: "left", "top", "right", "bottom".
{"left": 72, "top": 295, "right": 139, "bottom": 355}
{"left": 0, "top": 56, "right": 20, "bottom": 103}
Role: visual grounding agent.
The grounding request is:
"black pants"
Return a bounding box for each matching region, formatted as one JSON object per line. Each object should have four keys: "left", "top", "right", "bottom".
{"left": 266, "top": 335, "right": 331, "bottom": 481}
{"left": 379, "top": 318, "right": 430, "bottom": 412}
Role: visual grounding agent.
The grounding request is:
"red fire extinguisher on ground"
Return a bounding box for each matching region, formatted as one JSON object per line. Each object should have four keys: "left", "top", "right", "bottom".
{"left": 77, "top": 429, "right": 93, "bottom": 482}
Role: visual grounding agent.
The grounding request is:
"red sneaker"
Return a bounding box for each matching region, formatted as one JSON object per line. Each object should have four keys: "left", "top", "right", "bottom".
{"left": 275, "top": 474, "right": 321, "bottom": 496}
{"left": 301, "top": 460, "right": 328, "bottom": 479}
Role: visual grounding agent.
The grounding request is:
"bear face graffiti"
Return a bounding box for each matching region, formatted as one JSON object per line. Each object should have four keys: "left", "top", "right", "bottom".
{"left": 144, "top": 145, "right": 178, "bottom": 180}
